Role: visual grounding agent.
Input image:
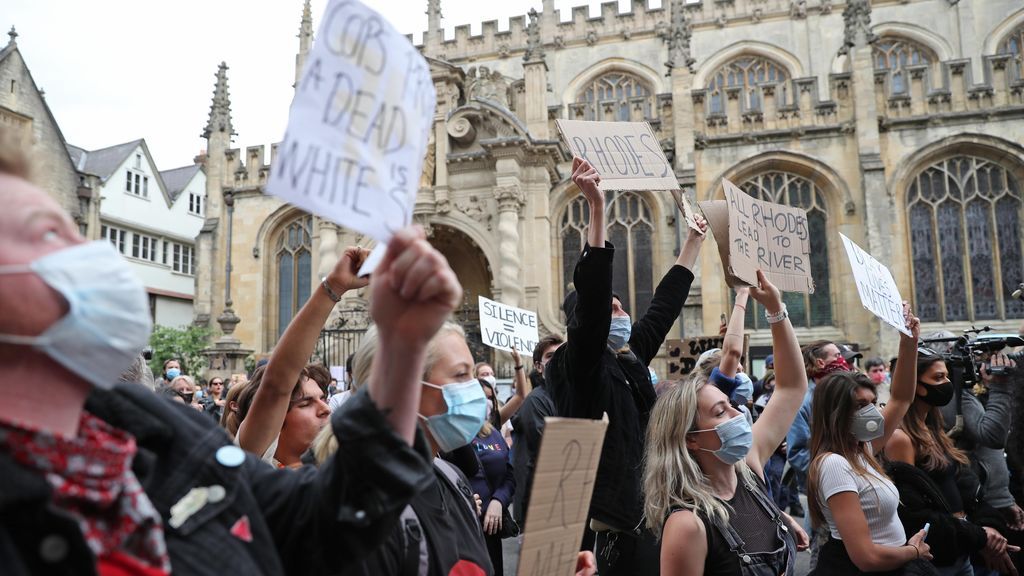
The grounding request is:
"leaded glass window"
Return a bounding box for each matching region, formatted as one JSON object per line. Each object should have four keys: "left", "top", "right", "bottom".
{"left": 575, "top": 72, "right": 654, "bottom": 121}
{"left": 872, "top": 36, "right": 936, "bottom": 94}
{"left": 276, "top": 215, "right": 313, "bottom": 338}
{"left": 907, "top": 156, "right": 1024, "bottom": 322}
{"left": 559, "top": 191, "right": 655, "bottom": 318}
{"left": 998, "top": 24, "right": 1024, "bottom": 80}
{"left": 707, "top": 56, "right": 790, "bottom": 115}
{"left": 739, "top": 172, "right": 832, "bottom": 329}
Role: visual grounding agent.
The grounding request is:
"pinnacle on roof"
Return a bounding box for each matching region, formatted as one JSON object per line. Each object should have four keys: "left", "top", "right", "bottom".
{"left": 202, "top": 62, "right": 235, "bottom": 139}
{"left": 7, "top": 26, "right": 17, "bottom": 46}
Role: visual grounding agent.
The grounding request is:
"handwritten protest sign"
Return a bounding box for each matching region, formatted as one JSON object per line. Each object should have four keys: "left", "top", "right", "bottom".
{"left": 698, "top": 179, "right": 814, "bottom": 293}
{"left": 840, "top": 233, "right": 912, "bottom": 336}
{"left": 518, "top": 417, "right": 608, "bottom": 576}
{"left": 555, "top": 119, "right": 699, "bottom": 230}
{"left": 267, "top": 0, "right": 436, "bottom": 243}
{"left": 665, "top": 334, "right": 751, "bottom": 377}
{"left": 479, "top": 296, "right": 539, "bottom": 355}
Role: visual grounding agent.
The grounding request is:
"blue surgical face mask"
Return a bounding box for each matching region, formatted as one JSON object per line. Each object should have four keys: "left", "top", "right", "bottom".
{"left": 166, "top": 368, "right": 182, "bottom": 380}
{"left": 851, "top": 403, "right": 885, "bottom": 443}
{"left": 649, "top": 367, "right": 659, "bottom": 387}
{"left": 692, "top": 413, "right": 753, "bottom": 465}
{"left": 420, "top": 379, "right": 489, "bottom": 452}
{"left": 732, "top": 372, "right": 754, "bottom": 405}
{"left": 0, "top": 241, "right": 152, "bottom": 390}
{"left": 608, "top": 316, "right": 631, "bottom": 350}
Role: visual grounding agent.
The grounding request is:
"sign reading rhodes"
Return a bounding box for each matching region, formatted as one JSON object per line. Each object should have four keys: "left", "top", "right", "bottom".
{"left": 555, "top": 119, "right": 699, "bottom": 230}
{"left": 267, "top": 0, "right": 436, "bottom": 243}
{"left": 699, "top": 179, "right": 815, "bottom": 294}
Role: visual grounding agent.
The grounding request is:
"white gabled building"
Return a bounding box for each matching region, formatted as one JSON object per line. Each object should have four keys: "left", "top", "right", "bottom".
{"left": 67, "top": 139, "right": 206, "bottom": 328}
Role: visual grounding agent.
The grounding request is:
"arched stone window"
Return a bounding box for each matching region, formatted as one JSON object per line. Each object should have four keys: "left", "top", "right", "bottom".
{"left": 906, "top": 156, "right": 1024, "bottom": 322}
{"left": 872, "top": 36, "right": 936, "bottom": 94}
{"left": 275, "top": 215, "right": 313, "bottom": 339}
{"left": 707, "top": 56, "right": 790, "bottom": 115}
{"left": 560, "top": 191, "right": 655, "bottom": 317}
{"left": 739, "top": 172, "right": 833, "bottom": 329}
{"left": 998, "top": 23, "right": 1024, "bottom": 79}
{"left": 575, "top": 71, "right": 655, "bottom": 121}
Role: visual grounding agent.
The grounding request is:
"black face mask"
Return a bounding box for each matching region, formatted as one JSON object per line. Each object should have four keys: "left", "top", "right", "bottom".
{"left": 919, "top": 380, "right": 954, "bottom": 407}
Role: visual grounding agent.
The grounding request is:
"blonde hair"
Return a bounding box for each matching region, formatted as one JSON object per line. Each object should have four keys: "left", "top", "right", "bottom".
{"left": 170, "top": 374, "right": 196, "bottom": 391}
{"left": 312, "top": 422, "right": 338, "bottom": 466}
{"left": 351, "top": 324, "right": 379, "bottom": 392}
{"left": 423, "top": 322, "right": 466, "bottom": 381}
{"left": 643, "top": 373, "right": 755, "bottom": 536}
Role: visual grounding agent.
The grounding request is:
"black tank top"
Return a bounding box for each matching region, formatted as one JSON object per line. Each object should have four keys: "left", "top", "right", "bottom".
{"left": 927, "top": 462, "right": 964, "bottom": 514}
{"left": 697, "top": 473, "right": 788, "bottom": 576}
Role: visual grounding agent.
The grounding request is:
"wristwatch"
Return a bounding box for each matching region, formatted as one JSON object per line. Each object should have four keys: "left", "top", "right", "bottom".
{"left": 765, "top": 304, "right": 789, "bottom": 324}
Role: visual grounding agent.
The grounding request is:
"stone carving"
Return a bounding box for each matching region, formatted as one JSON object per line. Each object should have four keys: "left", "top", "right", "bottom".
{"left": 820, "top": 0, "right": 833, "bottom": 14}
{"left": 752, "top": 8, "right": 763, "bottom": 23}
{"left": 838, "top": 0, "right": 876, "bottom": 55}
{"left": 655, "top": 20, "right": 669, "bottom": 40}
{"left": 666, "top": 0, "right": 696, "bottom": 73}
{"left": 494, "top": 185, "right": 526, "bottom": 212}
{"left": 586, "top": 30, "right": 598, "bottom": 46}
{"left": 523, "top": 8, "right": 544, "bottom": 62}
{"left": 790, "top": 0, "right": 807, "bottom": 19}
{"left": 466, "top": 66, "right": 510, "bottom": 107}
{"left": 420, "top": 128, "right": 436, "bottom": 189}
{"left": 553, "top": 35, "right": 566, "bottom": 49}
{"left": 715, "top": 15, "right": 727, "bottom": 28}
{"left": 498, "top": 43, "right": 511, "bottom": 58}
{"left": 456, "top": 194, "right": 493, "bottom": 230}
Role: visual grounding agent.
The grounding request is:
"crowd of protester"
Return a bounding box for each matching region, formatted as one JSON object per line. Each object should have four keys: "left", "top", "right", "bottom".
{"left": 1, "top": 130, "right": 1023, "bottom": 576}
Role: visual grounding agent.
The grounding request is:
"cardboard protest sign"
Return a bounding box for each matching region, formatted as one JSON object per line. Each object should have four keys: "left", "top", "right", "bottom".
{"left": 518, "top": 417, "right": 608, "bottom": 576}
{"left": 666, "top": 334, "right": 750, "bottom": 377}
{"left": 839, "top": 233, "right": 912, "bottom": 336}
{"left": 698, "top": 179, "right": 814, "bottom": 293}
{"left": 478, "top": 296, "right": 539, "bottom": 355}
{"left": 267, "top": 0, "right": 436, "bottom": 243}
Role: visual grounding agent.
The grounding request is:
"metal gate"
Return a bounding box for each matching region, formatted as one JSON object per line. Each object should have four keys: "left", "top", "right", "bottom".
{"left": 316, "top": 308, "right": 371, "bottom": 372}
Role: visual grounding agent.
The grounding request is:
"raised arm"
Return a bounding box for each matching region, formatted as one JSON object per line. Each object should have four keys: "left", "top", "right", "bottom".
{"left": 718, "top": 286, "right": 749, "bottom": 378}
{"left": 875, "top": 303, "right": 919, "bottom": 453}
{"left": 237, "top": 246, "right": 369, "bottom": 456}
{"left": 498, "top": 348, "right": 531, "bottom": 425}
{"left": 748, "top": 270, "right": 807, "bottom": 470}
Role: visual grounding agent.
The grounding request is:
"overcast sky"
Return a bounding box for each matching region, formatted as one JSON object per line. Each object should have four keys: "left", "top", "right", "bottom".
{"left": 6, "top": 0, "right": 660, "bottom": 170}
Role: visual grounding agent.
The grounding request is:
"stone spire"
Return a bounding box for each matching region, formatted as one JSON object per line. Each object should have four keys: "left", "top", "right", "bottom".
{"left": 425, "top": 0, "right": 442, "bottom": 52}
{"left": 665, "top": 0, "right": 695, "bottom": 73}
{"left": 523, "top": 8, "right": 544, "bottom": 63}
{"left": 7, "top": 26, "right": 17, "bottom": 46}
{"left": 202, "top": 62, "right": 234, "bottom": 140}
{"left": 838, "top": 0, "right": 876, "bottom": 55}
{"left": 295, "top": 0, "right": 313, "bottom": 87}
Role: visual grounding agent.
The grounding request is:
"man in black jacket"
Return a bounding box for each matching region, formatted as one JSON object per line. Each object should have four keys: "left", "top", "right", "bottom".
{"left": 546, "top": 157, "right": 706, "bottom": 575}
{"left": 0, "top": 148, "right": 462, "bottom": 575}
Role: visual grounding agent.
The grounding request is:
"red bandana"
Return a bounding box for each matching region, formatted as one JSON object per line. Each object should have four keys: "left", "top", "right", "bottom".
{"left": 0, "top": 412, "right": 170, "bottom": 574}
{"left": 817, "top": 357, "right": 852, "bottom": 376}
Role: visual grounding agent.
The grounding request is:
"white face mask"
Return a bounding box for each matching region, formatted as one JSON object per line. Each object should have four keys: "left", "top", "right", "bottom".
{"left": 0, "top": 241, "right": 152, "bottom": 389}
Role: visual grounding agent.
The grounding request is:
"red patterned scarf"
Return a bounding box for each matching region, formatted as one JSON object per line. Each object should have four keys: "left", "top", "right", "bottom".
{"left": 0, "top": 412, "right": 170, "bottom": 574}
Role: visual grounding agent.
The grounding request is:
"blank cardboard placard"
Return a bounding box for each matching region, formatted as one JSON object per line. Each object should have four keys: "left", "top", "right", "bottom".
{"left": 518, "top": 417, "right": 608, "bottom": 576}
{"left": 266, "top": 0, "right": 436, "bottom": 243}
{"left": 839, "top": 233, "right": 912, "bottom": 336}
{"left": 478, "top": 296, "right": 540, "bottom": 354}
{"left": 696, "top": 198, "right": 747, "bottom": 289}
{"left": 665, "top": 334, "right": 750, "bottom": 378}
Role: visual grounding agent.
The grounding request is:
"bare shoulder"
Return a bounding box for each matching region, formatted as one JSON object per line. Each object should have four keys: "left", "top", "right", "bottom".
{"left": 664, "top": 508, "right": 706, "bottom": 543}
{"left": 884, "top": 428, "right": 915, "bottom": 464}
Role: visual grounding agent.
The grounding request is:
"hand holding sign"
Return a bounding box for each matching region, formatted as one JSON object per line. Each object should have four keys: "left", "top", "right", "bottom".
{"left": 267, "top": 0, "right": 436, "bottom": 243}
{"left": 839, "top": 233, "right": 912, "bottom": 336}
{"left": 571, "top": 157, "right": 602, "bottom": 206}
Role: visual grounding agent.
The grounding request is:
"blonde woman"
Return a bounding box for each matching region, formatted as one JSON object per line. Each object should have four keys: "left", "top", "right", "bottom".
{"left": 644, "top": 270, "right": 808, "bottom": 575}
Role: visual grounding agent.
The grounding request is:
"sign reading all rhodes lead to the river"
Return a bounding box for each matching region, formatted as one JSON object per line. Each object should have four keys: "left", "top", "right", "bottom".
{"left": 478, "top": 296, "right": 539, "bottom": 355}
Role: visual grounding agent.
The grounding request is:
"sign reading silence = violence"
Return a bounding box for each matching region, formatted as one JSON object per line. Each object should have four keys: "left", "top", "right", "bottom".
{"left": 266, "top": 0, "right": 436, "bottom": 244}
{"left": 555, "top": 119, "right": 700, "bottom": 231}
{"left": 478, "top": 296, "right": 540, "bottom": 355}
{"left": 698, "top": 179, "right": 815, "bottom": 294}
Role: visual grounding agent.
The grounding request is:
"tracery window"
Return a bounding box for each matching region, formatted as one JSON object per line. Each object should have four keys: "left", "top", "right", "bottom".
{"left": 560, "top": 191, "right": 655, "bottom": 317}
{"left": 997, "top": 24, "right": 1024, "bottom": 79}
{"left": 707, "top": 56, "right": 790, "bottom": 115}
{"left": 872, "top": 36, "right": 936, "bottom": 94}
{"left": 739, "top": 172, "right": 833, "bottom": 330}
{"left": 907, "top": 156, "right": 1024, "bottom": 322}
{"left": 575, "top": 71, "right": 655, "bottom": 121}
{"left": 276, "top": 215, "right": 313, "bottom": 339}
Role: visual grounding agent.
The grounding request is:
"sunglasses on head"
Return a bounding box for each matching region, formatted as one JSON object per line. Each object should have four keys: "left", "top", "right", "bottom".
{"left": 917, "top": 347, "right": 943, "bottom": 360}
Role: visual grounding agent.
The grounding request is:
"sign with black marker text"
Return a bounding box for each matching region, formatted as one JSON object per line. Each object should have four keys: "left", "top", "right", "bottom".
{"left": 665, "top": 334, "right": 750, "bottom": 377}
{"left": 478, "top": 296, "right": 539, "bottom": 355}
{"left": 839, "top": 233, "right": 912, "bottom": 336}
{"left": 267, "top": 0, "right": 436, "bottom": 243}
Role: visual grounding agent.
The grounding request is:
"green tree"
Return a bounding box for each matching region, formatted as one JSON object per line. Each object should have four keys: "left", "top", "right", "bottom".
{"left": 148, "top": 325, "right": 212, "bottom": 379}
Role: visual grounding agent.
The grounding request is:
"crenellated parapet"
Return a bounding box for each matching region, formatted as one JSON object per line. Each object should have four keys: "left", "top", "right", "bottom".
{"left": 875, "top": 54, "right": 1024, "bottom": 131}
{"left": 690, "top": 73, "right": 855, "bottom": 147}
{"left": 222, "top": 144, "right": 276, "bottom": 192}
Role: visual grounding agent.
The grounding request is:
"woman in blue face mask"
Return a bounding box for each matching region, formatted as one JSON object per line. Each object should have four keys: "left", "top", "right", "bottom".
{"left": 643, "top": 270, "right": 809, "bottom": 576}
{"left": 803, "top": 304, "right": 934, "bottom": 575}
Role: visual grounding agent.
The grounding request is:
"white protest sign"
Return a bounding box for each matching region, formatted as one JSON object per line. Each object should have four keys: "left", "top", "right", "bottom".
{"left": 478, "top": 296, "right": 539, "bottom": 355}
{"left": 267, "top": 0, "right": 436, "bottom": 243}
{"left": 839, "top": 233, "right": 912, "bottom": 336}
{"left": 518, "top": 417, "right": 608, "bottom": 576}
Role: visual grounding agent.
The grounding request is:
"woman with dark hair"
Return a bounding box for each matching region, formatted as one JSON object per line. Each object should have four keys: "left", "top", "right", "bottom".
{"left": 805, "top": 305, "right": 933, "bottom": 575}
{"left": 885, "top": 348, "right": 1020, "bottom": 576}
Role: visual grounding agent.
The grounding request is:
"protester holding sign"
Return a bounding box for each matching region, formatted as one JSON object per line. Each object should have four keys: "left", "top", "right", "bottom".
{"left": 644, "top": 269, "right": 807, "bottom": 576}
{"left": 805, "top": 305, "right": 935, "bottom": 575}
{"left": 546, "top": 156, "right": 707, "bottom": 575}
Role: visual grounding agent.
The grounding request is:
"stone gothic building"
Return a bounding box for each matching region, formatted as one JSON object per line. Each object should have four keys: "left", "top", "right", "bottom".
{"left": 195, "top": 0, "right": 1024, "bottom": 377}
